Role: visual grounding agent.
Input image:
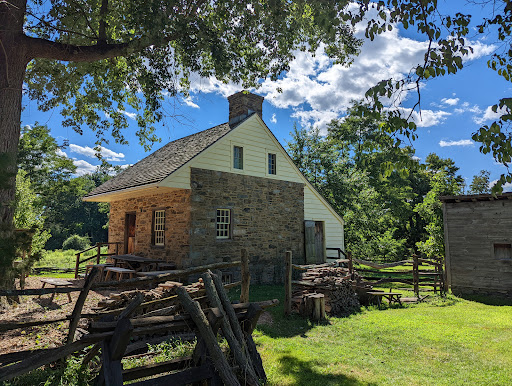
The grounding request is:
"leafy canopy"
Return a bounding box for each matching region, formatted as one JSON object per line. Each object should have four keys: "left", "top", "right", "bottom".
{"left": 23, "top": 0, "right": 360, "bottom": 151}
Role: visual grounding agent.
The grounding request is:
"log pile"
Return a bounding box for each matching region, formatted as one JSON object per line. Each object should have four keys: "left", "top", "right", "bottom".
{"left": 95, "top": 279, "right": 204, "bottom": 312}
{"left": 293, "top": 266, "right": 361, "bottom": 317}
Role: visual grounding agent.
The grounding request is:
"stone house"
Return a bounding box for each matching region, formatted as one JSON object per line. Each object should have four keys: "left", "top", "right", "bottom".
{"left": 441, "top": 193, "right": 512, "bottom": 297}
{"left": 84, "top": 91, "right": 344, "bottom": 283}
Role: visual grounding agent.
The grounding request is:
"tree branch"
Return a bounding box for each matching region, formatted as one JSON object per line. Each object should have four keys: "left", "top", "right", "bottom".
{"left": 97, "top": 0, "right": 108, "bottom": 44}
{"left": 23, "top": 33, "right": 175, "bottom": 62}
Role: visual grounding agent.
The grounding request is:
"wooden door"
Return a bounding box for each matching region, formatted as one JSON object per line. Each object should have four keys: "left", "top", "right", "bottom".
{"left": 305, "top": 221, "right": 326, "bottom": 264}
{"left": 125, "top": 213, "right": 136, "bottom": 254}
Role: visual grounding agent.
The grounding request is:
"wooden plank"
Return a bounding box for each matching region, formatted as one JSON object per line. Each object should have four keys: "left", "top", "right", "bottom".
{"left": 176, "top": 286, "right": 240, "bottom": 386}
{"left": 66, "top": 267, "right": 98, "bottom": 344}
{"left": 0, "top": 286, "right": 81, "bottom": 297}
{"left": 203, "top": 271, "right": 259, "bottom": 386}
{"left": 240, "top": 249, "right": 250, "bottom": 304}
{"left": 0, "top": 316, "right": 70, "bottom": 332}
{"left": 129, "top": 365, "right": 214, "bottom": 386}
{"left": 122, "top": 356, "right": 193, "bottom": 382}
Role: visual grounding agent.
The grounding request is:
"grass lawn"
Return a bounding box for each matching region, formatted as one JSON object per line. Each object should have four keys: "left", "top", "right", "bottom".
{"left": 30, "top": 248, "right": 110, "bottom": 278}
{"left": 6, "top": 278, "right": 511, "bottom": 385}
{"left": 246, "top": 286, "right": 512, "bottom": 386}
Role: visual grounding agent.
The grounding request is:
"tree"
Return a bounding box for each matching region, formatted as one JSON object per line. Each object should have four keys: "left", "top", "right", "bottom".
{"left": 469, "top": 170, "right": 491, "bottom": 194}
{"left": 352, "top": 1, "right": 512, "bottom": 191}
{"left": 0, "top": 0, "right": 361, "bottom": 286}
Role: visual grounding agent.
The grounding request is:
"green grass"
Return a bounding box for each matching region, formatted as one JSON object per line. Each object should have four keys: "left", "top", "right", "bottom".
{"left": 29, "top": 248, "right": 110, "bottom": 278}
{"left": 247, "top": 286, "right": 512, "bottom": 386}
{"left": 5, "top": 286, "right": 512, "bottom": 385}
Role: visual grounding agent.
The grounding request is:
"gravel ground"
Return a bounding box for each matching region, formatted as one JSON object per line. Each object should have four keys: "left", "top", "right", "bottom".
{"left": 0, "top": 276, "right": 113, "bottom": 355}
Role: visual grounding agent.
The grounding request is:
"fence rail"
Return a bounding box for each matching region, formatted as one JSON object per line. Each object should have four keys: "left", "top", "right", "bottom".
{"left": 74, "top": 242, "right": 121, "bottom": 278}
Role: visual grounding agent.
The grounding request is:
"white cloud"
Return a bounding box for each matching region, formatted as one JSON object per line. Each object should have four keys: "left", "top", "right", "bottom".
{"left": 411, "top": 156, "right": 421, "bottom": 161}
{"left": 270, "top": 113, "right": 277, "bottom": 124}
{"left": 186, "top": 13, "right": 495, "bottom": 130}
{"left": 56, "top": 148, "right": 67, "bottom": 157}
{"left": 73, "top": 159, "right": 97, "bottom": 176}
{"left": 473, "top": 105, "right": 508, "bottom": 125}
{"left": 69, "top": 144, "right": 125, "bottom": 162}
{"left": 183, "top": 97, "right": 200, "bottom": 109}
{"left": 439, "top": 139, "right": 475, "bottom": 147}
{"left": 120, "top": 110, "right": 137, "bottom": 120}
{"left": 490, "top": 179, "right": 512, "bottom": 192}
{"left": 396, "top": 107, "right": 451, "bottom": 128}
{"left": 441, "top": 97, "right": 459, "bottom": 106}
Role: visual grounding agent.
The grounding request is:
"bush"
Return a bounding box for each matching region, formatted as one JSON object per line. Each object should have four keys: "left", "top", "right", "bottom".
{"left": 62, "top": 235, "right": 90, "bottom": 251}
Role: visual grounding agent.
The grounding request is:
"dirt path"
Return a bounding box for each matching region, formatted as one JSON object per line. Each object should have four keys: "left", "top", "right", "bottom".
{"left": 0, "top": 276, "right": 113, "bottom": 355}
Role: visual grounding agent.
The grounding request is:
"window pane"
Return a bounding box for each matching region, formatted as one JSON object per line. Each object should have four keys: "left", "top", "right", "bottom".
{"left": 268, "top": 153, "right": 276, "bottom": 174}
{"left": 234, "top": 146, "right": 243, "bottom": 169}
{"left": 216, "top": 209, "right": 231, "bottom": 239}
{"left": 154, "top": 210, "right": 165, "bottom": 246}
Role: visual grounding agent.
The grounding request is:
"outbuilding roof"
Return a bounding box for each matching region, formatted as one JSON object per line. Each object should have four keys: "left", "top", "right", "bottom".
{"left": 440, "top": 192, "right": 512, "bottom": 203}
{"left": 85, "top": 122, "right": 233, "bottom": 197}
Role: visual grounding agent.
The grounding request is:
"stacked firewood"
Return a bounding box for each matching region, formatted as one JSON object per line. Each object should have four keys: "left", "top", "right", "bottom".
{"left": 95, "top": 279, "right": 204, "bottom": 311}
{"left": 293, "top": 266, "right": 361, "bottom": 317}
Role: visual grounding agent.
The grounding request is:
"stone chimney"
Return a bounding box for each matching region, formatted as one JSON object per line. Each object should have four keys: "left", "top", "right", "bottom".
{"left": 228, "top": 91, "right": 264, "bottom": 126}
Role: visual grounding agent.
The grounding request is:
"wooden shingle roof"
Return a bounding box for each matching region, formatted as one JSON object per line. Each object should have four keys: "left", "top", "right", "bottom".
{"left": 85, "top": 122, "right": 232, "bottom": 197}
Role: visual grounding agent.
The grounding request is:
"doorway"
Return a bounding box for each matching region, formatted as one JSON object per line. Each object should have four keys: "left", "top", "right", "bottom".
{"left": 304, "top": 220, "right": 325, "bottom": 264}
{"left": 125, "top": 213, "right": 136, "bottom": 254}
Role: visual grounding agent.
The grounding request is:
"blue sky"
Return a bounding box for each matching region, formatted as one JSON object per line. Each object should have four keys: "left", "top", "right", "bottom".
{"left": 20, "top": 1, "right": 511, "bottom": 190}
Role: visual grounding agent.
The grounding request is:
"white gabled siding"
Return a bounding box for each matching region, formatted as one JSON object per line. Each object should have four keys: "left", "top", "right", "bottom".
{"left": 160, "top": 114, "right": 344, "bottom": 254}
{"left": 160, "top": 117, "right": 303, "bottom": 187}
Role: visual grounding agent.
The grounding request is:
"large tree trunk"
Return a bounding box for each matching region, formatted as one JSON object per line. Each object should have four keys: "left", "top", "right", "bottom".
{"left": 0, "top": 0, "right": 30, "bottom": 295}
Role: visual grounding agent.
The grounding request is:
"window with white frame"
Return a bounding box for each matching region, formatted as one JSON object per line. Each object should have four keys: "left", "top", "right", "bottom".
{"left": 268, "top": 153, "right": 276, "bottom": 175}
{"left": 153, "top": 210, "right": 165, "bottom": 246}
{"left": 216, "top": 209, "right": 231, "bottom": 239}
{"left": 233, "top": 146, "right": 243, "bottom": 170}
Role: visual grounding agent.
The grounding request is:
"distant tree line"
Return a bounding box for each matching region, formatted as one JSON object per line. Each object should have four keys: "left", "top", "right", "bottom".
{"left": 288, "top": 102, "right": 490, "bottom": 262}
{"left": 15, "top": 124, "right": 111, "bottom": 252}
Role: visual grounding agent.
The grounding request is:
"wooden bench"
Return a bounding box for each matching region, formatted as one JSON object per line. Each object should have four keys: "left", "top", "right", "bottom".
{"left": 105, "top": 267, "right": 136, "bottom": 281}
{"left": 367, "top": 291, "right": 402, "bottom": 308}
{"left": 85, "top": 263, "right": 114, "bottom": 281}
{"left": 38, "top": 278, "right": 73, "bottom": 303}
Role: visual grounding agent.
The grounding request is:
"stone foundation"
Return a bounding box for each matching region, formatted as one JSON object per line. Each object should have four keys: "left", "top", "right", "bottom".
{"left": 189, "top": 168, "right": 305, "bottom": 284}
{"left": 108, "top": 190, "right": 191, "bottom": 266}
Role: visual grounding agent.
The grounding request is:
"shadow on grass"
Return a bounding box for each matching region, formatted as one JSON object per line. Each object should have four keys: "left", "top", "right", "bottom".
{"left": 274, "top": 355, "right": 373, "bottom": 386}
{"left": 459, "top": 294, "right": 512, "bottom": 306}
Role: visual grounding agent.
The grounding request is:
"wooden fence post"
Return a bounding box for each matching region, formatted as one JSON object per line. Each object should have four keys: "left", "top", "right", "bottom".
{"left": 284, "top": 251, "right": 292, "bottom": 316}
{"left": 75, "top": 253, "right": 80, "bottom": 279}
{"left": 413, "top": 254, "right": 419, "bottom": 297}
{"left": 347, "top": 251, "right": 353, "bottom": 275}
{"left": 240, "top": 249, "right": 250, "bottom": 304}
{"left": 96, "top": 242, "right": 101, "bottom": 264}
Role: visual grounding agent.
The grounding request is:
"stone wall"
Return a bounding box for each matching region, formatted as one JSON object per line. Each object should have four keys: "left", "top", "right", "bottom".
{"left": 108, "top": 190, "right": 191, "bottom": 266}
{"left": 189, "top": 168, "right": 305, "bottom": 284}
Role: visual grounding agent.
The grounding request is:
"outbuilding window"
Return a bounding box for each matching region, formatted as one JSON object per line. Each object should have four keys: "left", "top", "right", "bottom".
{"left": 153, "top": 210, "right": 165, "bottom": 246}
{"left": 233, "top": 146, "right": 243, "bottom": 170}
{"left": 494, "top": 243, "right": 511, "bottom": 259}
{"left": 216, "top": 209, "right": 231, "bottom": 239}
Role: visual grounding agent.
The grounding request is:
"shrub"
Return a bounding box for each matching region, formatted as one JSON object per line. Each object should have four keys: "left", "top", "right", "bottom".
{"left": 62, "top": 235, "right": 90, "bottom": 251}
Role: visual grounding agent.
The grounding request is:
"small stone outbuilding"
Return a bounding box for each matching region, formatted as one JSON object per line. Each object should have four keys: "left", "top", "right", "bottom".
{"left": 84, "top": 91, "right": 345, "bottom": 283}
{"left": 442, "top": 193, "right": 512, "bottom": 297}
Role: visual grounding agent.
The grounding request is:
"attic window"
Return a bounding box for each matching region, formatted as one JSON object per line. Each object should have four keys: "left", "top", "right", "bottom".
{"left": 268, "top": 153, "right": 276, "bottom": 175}
{"left": 216, "top": 209, "right": 231, "bottom": 239}
{"left": 494, "top": 243, "right": 511, "bottom": 259}
{"left": 233, "top": 146, "right": 243, "bottom": 170}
